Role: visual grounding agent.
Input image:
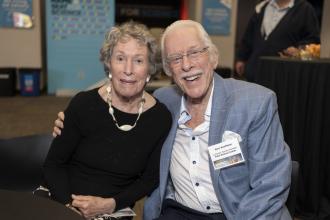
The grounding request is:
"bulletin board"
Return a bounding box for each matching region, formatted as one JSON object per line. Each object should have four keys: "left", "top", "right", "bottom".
{"left": 0, "top": 0, "right": 33, "bottom": 28}
{"left": 202, "top": 0, "right": 231, "bottom": 35}
{"left": 45, "top": 0, "right": 115, "bottom": 95}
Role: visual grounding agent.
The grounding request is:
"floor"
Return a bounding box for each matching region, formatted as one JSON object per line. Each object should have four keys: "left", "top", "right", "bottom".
{"left": 0, "top": 94, "right": 70, "bottom": 139}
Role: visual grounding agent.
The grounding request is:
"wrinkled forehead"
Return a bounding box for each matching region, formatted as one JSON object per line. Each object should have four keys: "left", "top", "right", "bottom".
{"left": 117, "top": 35, "right": 146, "bottom": 47}
{"left": 113, "top": 37, "right": 148, "bottom": 56}
{"left": 164, "top": 27, "right": 204, "bottom": 55}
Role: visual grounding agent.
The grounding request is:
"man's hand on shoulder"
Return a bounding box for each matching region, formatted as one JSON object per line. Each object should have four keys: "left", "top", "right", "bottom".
{"left": 52, "top": 111, "right": 65, "bottom": 137}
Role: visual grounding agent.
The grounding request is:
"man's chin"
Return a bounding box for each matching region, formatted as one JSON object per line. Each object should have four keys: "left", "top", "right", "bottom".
{"left": 184, "top": 90, "right": 207, "bottom": 102}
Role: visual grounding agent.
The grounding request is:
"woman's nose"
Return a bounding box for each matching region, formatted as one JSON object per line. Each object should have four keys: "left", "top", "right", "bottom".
{"left": 124, "top": 60, "right": 133, "bottom": 75}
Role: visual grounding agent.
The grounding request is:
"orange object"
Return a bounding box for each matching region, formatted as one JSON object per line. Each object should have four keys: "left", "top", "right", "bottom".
{"left": 180, "top": 0, "right": 189, "bottom": 20}
{"left": 306, "top": 44, "right": 320, "bottom": 58}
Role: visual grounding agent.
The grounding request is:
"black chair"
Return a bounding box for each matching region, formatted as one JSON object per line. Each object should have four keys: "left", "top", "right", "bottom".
{"left": 0, "top": 134, "right": 53, "bottom": 191}
{"left": 215, "top": 67, "right": 232, "bottom": 78}
{"left": 286, "top": 160, "right": 299, "bottom": 217}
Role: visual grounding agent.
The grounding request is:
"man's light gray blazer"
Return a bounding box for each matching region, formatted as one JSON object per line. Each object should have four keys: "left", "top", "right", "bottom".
{"left": 144, "top": 74, "right": 292, "bottom": 220}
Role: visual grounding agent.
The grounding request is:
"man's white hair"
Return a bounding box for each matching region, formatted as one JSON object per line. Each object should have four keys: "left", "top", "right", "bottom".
{"left": 160, "top": 20, "right": 219, "bottom": 76}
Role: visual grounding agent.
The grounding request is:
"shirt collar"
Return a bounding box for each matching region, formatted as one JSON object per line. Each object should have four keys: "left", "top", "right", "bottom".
{"left": 270, "top": 0, "right": 294, "bottom": 10}
{"left": 178, "top": 79, "right": 214, "bottom": 125}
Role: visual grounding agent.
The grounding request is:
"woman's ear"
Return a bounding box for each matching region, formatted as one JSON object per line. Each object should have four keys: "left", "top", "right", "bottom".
{"left": 105, "top": 62, "right": 111, "bottom": 71}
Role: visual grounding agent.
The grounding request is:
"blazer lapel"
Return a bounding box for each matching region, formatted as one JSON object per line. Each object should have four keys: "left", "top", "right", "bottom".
{"left": 208, "top": 74, "right": 231, "bottom": 200}
{"left": 159, "top": 97, "right": 181, "bottom": 202}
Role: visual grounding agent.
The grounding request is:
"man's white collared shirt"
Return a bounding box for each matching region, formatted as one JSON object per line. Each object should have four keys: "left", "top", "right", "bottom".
{"left": 261, "top": 0, "right": 294, "bottom": 39}
{"left": 169, "top": 83, "right": 222, "bottom": 213}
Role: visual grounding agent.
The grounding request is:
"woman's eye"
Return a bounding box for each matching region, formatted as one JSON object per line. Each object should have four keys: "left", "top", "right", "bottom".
{"left": 134, "top": 59, "right": 144, "bottom": 64}
{"left": 116, "top": 56, "right": 124, "bottom": 62}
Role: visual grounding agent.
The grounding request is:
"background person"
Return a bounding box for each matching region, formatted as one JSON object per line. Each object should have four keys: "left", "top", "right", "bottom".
{"left": 235, "top": 0, "right": 320, "bottom": 82}
{"left": 44, "top": 21, "right": 171, "bottom": 220}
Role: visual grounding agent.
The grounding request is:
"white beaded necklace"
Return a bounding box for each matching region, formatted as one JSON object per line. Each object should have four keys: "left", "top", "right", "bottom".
{"left": 106, "top": 84, "right": 145, "bottom": 132}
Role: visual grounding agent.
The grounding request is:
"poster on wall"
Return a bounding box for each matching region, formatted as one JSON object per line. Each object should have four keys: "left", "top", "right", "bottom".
{"left": 202, "top": 0, "right": 231, "bottom": 35}
{"left": 0, "top": 0, "right": 33, "bottom": 28}
{"left": 46, "top": 0, "right": 114, "bottom": 95}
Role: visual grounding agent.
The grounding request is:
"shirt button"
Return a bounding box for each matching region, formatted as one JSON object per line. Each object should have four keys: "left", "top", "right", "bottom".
{"left": 206, "top": 206, "right": 210, "bottom": 210}
{"left": 195, "top": 182, "right": 199, "bottom": 186}
{"left": 192, "top": 161, "right": 196, "bottom": 164}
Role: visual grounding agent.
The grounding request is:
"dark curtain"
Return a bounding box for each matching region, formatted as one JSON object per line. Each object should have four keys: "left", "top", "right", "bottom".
{"left": 255, "top": 57, "right": 330, "bottom": 219}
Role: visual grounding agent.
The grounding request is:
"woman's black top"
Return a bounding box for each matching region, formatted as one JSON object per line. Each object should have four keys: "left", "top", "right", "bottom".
{"left": 44, "top": 88, "right": 172, "bottom": 210}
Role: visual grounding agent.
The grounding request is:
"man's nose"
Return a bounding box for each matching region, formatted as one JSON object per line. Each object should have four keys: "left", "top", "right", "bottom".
{"left": 181, "top": 55, "right": 193, "bottom": 71}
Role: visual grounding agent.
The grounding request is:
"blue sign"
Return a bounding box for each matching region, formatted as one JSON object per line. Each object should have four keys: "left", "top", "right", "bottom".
{"left": 46, "top": 0, "right": 115, "bottom": 94}
{"left": 0, "top": 0, "right": 33, "bottom": 28}
{"left": 202, "top": 0, "right": 231, "bottom": 35}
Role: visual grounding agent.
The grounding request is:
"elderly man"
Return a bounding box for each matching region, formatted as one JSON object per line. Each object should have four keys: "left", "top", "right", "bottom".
{"left": 53, "top": 20, "right": 292, "bottom": 220}
{"left": 144, "top": 20, "right": 291, "bottom": 220}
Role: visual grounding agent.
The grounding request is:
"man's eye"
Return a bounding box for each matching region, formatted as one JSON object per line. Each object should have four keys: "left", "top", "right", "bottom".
{"left": 173, "top": 57, "right": 182, "bottom": 62}
{"left": 189, "top": 51, "right": 199, "bottom": 57}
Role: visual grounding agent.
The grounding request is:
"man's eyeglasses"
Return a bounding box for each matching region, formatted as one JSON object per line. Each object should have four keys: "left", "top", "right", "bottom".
{"left": 166, "top": 46, "right": 209, "bottom": 66}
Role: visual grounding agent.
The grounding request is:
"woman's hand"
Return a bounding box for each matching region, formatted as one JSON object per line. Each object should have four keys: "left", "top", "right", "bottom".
{"left": 65, "top": 203, "right": 82, "bottom": 216}
{"left": 52, "top": 111, "right": 65, "bottom": 137}
{"left": 71, "top": 194, "right": 116, "bottom": 219}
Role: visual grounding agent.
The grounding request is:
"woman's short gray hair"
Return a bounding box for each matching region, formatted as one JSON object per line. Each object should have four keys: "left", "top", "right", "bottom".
{"left": 160, "top": 20, "right": 219, "bottom": 76}
{"left": 100, "top": 21, "right": 160, "bottom": 76}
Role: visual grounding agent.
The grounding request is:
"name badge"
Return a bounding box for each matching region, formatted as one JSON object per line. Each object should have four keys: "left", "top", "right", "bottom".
{"left": 208, "top": 139, "right": 245, "bottom": 170}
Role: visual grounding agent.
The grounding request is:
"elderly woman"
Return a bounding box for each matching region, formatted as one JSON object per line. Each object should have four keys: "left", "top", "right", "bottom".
{"left": 43, "top": 21, "right": 172, "bottom": 219}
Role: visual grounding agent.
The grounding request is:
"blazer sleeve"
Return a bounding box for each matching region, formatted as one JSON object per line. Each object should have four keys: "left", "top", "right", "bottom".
{"left": 143, "top": 187, "right": 162, "bottom": 220}
{"left": 235, "top": 92, "right": 292, "bottom": 219}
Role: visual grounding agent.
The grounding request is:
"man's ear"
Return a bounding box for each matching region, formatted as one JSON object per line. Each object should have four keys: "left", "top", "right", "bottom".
{"left": 211, "top": 53, "right": 219, "bottom": 69}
